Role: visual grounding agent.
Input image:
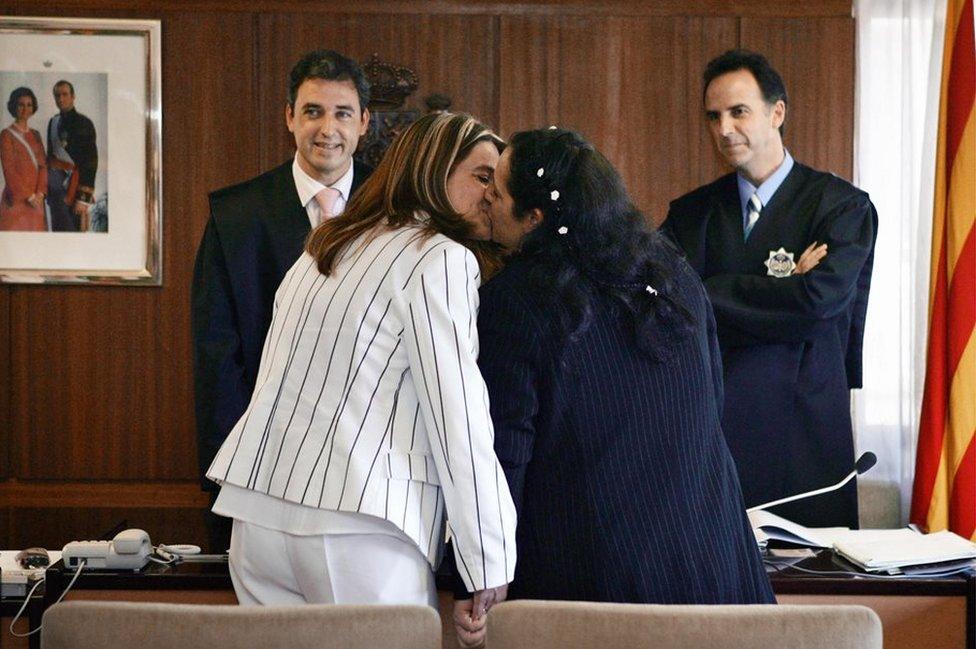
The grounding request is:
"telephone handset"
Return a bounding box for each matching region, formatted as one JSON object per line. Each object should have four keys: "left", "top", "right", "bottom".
{"left": 62, "top": 528, "right": 152, "bottom": 571}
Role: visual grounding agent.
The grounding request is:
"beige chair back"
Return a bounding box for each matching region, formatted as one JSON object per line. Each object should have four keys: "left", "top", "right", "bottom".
{"left": 487, "top": 600, "right": 882, "bottom": 649}
{"left": 41, "top": 601, "right": 441, "bottom": 649}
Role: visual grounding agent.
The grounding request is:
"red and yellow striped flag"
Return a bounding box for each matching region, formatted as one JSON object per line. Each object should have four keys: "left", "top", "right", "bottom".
{"left": 911, "top": 0, "right": 976, "bottom": 540}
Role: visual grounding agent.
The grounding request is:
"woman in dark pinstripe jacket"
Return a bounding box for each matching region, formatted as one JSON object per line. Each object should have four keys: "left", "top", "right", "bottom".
{"left": 477, "top": 128, "right": 774, "bottom": 606}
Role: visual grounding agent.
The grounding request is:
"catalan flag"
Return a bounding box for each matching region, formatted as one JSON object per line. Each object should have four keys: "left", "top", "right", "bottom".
{"left": 911, "top": 0, "right": 976, "bottom": 540}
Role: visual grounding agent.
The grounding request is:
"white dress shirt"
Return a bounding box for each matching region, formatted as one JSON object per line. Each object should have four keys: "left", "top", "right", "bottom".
{"left": 292, "top": 155, "right": 355, "bottom": 227}
{"left": 208, "top": 223, "right": 517, "bottom": 592}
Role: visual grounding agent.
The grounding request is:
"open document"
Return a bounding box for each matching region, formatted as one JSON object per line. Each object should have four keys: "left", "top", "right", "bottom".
{"left": 833, "top": 530, "right": 976, "bottom": 572}
{"left": 748, "top": 510, "right": 850, "bottom": 548}
{"left": 750, "top": 511, "right": 976, "bottom": 573}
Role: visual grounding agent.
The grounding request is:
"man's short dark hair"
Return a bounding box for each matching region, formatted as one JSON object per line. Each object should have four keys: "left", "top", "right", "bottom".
{"left": 703, "top": 49, "right": 787, "bottom": 134}
{"left": 7, "top": 86, "right": 38, "bottom": 118}
{"left": 287, "top": 50, "right": 370, "bottom": 113}
{"left": 53, "top": 80, "right": 75, "bottom": 96}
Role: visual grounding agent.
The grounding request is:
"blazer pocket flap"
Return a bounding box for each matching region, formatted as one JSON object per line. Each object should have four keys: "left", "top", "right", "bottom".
{"left": 385, "top": 451, "right": 441, "bottom": 487}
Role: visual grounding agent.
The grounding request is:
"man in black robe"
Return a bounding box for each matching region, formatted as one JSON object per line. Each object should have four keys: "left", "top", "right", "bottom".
{"left": 191, "top": 50, "right": 372, "bottom": 551}
{"left": 663, "top": 50, "right": 877, "bottom": 528}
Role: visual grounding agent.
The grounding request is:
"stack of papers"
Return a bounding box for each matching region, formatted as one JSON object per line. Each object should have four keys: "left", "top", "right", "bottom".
{"left": 834, "top": 530, "right": 976, "bottom": 573}
{"left": 753, "top": 526, "right": 769, "bottom": 549}
{"left": 749, "top": 511, "right": 976, "bottom": 574}
{"left": 748, "top": 510, "right": 850, "bottom": 548}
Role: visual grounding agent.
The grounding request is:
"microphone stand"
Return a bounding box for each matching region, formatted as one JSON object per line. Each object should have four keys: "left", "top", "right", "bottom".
{"left": 746, "top": 469, "right": 858, "bottom": 513}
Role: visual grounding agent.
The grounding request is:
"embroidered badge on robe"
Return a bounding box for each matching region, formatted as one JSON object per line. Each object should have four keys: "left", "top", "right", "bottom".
{"left": 765, "top": 247, "right": 796, "bottom": 277}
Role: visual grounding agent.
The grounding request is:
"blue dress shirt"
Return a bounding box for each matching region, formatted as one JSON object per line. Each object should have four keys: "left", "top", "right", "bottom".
{"left": 737, "top": 150, "right": 795, "bottom": 232}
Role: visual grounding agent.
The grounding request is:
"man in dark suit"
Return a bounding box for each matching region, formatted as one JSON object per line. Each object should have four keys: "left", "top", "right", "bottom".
{"left": 663, "top": 50, "right": 877, "bottom": 528}
{"left": 192, "top": 50, "right": 372, "bottom": 550}
{"left": 47, "top": 80, "right": 98, "bottom": 231}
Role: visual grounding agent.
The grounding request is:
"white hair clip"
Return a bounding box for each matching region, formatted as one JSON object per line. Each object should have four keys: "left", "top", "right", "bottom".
{"left": 557, "top": 226, "right": 569, "bottom": 235}
{"left": 548, "top": 125, "right": 558, "bottom": 130}
{"left": 645, "top": 285, "right": 658, "bottom": 296}
{"left": 550, "top": 190, "right": 560, "bottom": 201}
{"left": 537, "top": 167, "right": 545, "bottom": 177}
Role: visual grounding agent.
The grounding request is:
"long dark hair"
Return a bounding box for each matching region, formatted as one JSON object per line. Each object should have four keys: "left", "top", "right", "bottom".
{"left": 505, "top": 127, "right": 694, "bottom": 359}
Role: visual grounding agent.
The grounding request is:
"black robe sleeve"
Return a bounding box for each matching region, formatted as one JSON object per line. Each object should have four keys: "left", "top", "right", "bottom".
{"left": 704, "top": 188, "right": 877, "bottom": 346}
{"left": 191, "top": 214, "right": 252, "bottom": 486}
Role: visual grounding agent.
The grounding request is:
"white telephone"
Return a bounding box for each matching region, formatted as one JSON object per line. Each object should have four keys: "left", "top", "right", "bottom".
{"left": 62, "top": 529, "right": 152, "bottom": 571}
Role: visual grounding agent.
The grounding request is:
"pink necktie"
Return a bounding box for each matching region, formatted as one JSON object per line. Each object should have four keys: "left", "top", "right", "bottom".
{"left": 314, "top": 187, "right": 341, "bottom": 223}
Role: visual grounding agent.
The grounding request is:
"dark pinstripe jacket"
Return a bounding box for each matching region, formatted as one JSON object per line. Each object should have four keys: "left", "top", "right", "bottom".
{"left": 477, "top": 248, "right": 774, "bottom": 604}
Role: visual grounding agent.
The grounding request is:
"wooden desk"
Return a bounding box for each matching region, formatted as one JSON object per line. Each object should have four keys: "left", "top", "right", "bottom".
{"left": 10, "top": 554, "right": 972, "bottom": 649}
{"left": 1, "top": 590, "right": 44, "bottom": 649}
{"left": 42, "top": 559, "right": 237, "bottom": 608}
{"left": 768, "top": 551, "right": 975, "bottom": 649}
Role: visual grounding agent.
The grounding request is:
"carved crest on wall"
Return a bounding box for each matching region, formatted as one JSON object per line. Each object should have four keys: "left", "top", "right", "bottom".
{"left": 354, "top": 54, "right": 453, "bottom": 169}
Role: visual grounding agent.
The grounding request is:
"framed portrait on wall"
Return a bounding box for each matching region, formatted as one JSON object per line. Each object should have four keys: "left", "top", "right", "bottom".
{"left": 0, "top": 16, "right": 161, "bottom": 285}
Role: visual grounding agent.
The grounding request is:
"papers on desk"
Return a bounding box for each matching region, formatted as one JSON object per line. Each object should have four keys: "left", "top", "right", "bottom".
{"left": 749, "top": 511, "right": 976, "bottom": 574}
{"left": 749, "top": 510, "right": 850, "bottom": 548}
{"left": 752, "top": 526, "right": 769, "bottom": 549}
{"left": 1, "top": 550, "right": 62, "bottom": 596}
{"left": 834, "top": 530, "right": 976, "bottom": 573}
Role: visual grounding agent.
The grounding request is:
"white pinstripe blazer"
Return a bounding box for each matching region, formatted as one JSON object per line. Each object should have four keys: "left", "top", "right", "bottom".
{"left": 206, "top": 224, "right": 517, "bottom": 592}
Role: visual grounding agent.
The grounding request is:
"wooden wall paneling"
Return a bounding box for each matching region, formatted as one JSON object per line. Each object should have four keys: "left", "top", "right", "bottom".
{"left": 551, "top": 17, "right": 623, "bottom": 173}
{"left": 497, "top": 15, "right": 560, "bottom": 137}
{"left": 8, "top": 506, "right": 207, "bottom": 550}
{"left": 153, "top": 10, "right": 261, "bottom": 477}
{"left": 523, "top": 16, "right": 737, "bottom": 222}
{"left": 497, "top": 16, "right": 739, "bottom": 223}
{"left": 675, "top": 17, "right": 741, "bottom": 206}
{"left": 9, "top": 11, "right": 259, "bottom": 481}
{"left": 0, "top": 0, "right": 855, "bottom": 18}
{"left": 256, "top": 13, "right": 498, "bottom": 171}
{"left": 740, "top": 17, "right": 855, "bottom": 180}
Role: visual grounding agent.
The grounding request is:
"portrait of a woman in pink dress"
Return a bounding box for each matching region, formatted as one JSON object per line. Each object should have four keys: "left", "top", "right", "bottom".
{"left": 0, "top": 86, "right": 48, "bottom": 231}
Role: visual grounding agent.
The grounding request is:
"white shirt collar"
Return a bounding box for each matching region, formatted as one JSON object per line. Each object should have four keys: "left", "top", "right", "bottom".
{"left": 291, "top": 155, "right": 355, "bottom": 208}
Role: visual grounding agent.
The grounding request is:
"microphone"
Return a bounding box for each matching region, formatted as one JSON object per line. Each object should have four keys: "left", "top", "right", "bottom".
{"left": 746, "top": 451, "right": 877, "bottom": 514}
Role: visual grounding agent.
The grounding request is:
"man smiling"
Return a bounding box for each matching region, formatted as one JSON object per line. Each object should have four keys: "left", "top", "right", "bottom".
{"left": 663, "top": 50, "right": 878, "bottom": 528}
{"left": 192, "top": 50, "right": 372, "bottom": 551}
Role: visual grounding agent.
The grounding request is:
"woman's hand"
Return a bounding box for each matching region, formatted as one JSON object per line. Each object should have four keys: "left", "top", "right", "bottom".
{"left": 453, "top": 584, "right": 509, "bottom": 648}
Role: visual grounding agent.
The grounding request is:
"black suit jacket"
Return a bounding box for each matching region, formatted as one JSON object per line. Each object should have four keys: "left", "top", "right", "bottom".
{"left": 662, "top": 162, "right": 877, "bottom": 527}
{"left": 47, "top": 108, "right": 98, "bottom": 196}
{"left": 191, "top": 159, "right": 372, "bottom": 485}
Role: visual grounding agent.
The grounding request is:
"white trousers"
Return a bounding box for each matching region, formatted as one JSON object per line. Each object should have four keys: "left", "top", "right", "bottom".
{"left": 228, "top": 519, "right": 438, "bottom": 608}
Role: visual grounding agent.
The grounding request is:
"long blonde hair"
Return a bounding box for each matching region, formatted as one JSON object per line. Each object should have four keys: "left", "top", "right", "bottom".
{"left": 306, "top": 112, "right": 504, "bottom": 277}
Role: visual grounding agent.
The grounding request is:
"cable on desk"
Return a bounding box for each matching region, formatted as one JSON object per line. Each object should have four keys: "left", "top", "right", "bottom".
{"left": 9, "top": 560, "right": 87, "bottom": 638}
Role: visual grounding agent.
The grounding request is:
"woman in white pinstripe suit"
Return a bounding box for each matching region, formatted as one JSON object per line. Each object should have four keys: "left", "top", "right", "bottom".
{"left": 206, "top": 113, "right": 516, "bottom": 616}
